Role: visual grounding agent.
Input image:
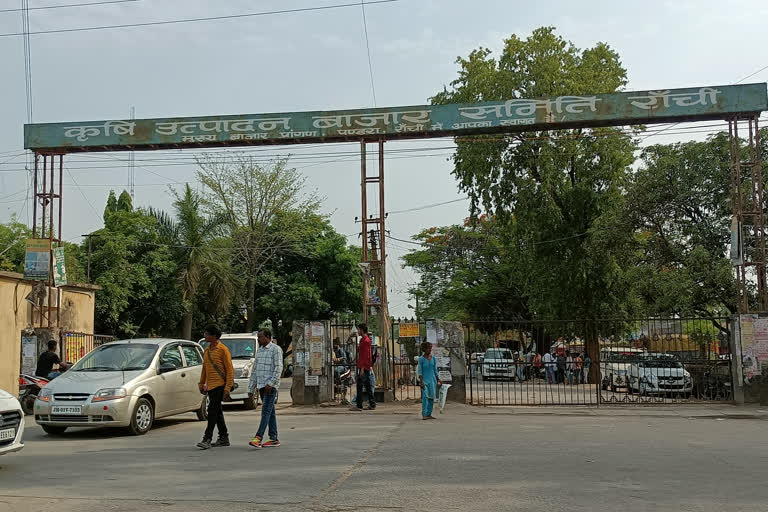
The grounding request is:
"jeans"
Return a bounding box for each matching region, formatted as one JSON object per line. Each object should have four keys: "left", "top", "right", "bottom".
{"left": 352, "top": 371, "right": 375, "bottom": 402}
{"left": 546, "top": 366, "right": 557, "bottom": 384}
{"left": 256, "top": 387, "right": 278, "bottom": 441}
{"left": 356, "top": 369, "right": 376, "bottom": 409}
{"left": 516, "top": 365, "right": 525, "bottom": 382}
{"left": 204, "top": 386, "right": 228, "bottom": 440}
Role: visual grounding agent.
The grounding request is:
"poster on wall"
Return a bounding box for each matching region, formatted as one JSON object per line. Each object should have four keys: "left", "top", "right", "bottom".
{"left": 754, "top": 317, "right": 768, "bottom": 362}
{"left": 741, "top": 315, "right": 761, "bottom": 379}
{"left": 21, "top": 335, "right": 38, "bottom": 375}
{"left": 53, "top": 246, "right": 67, "bottom": 287}
{"left": 23, "top": 239, "right": 51, "bottom": 280}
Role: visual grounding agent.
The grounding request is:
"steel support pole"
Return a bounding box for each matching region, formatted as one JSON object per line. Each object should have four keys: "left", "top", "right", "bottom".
{"left": 360, "top": 140, "right": 369, "bottom": 324}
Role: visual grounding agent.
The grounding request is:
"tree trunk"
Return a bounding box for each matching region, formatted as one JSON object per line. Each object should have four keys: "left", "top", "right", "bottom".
{"left": 245, "top": 278, "right": 255, "bottom": 332}
{"left": 586, "top": 319, "right": 600, "bottom": 386}
{"left": 182, "top": 311, "right": 193, "bottom": 341}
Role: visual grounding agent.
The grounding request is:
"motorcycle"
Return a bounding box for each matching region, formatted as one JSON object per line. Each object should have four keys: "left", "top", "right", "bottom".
{"left": 334, "top": 367, "right": 354, "bottom": 404}
{"left": 19, "top": 374, "right": 49, "bottom": 415}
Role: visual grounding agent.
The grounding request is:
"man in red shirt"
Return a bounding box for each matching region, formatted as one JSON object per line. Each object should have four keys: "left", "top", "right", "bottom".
{"left": 352, "top": 323, "right": 376, "bottom": 411}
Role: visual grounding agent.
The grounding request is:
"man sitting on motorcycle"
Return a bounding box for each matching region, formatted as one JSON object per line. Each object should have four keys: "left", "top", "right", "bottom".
{"left": 36, "top": 340, "right": 61, "bottom": 378}
{"left": 333, "top": 339, "right": 347, "bottom": 377}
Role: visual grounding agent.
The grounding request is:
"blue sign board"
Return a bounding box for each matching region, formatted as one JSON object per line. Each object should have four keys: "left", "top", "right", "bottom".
{"left": 24, "top": 83, "right": 768, "bottom": 153}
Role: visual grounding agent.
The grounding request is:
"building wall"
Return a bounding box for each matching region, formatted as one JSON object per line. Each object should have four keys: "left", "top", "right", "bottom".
{"left": 0, "top": 271, "right": 98, "bottom": 394}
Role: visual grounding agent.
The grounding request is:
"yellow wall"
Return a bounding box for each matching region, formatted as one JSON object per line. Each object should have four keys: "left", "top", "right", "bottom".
{"left": 0, "top": 271, "right": 98, "bottom": 394}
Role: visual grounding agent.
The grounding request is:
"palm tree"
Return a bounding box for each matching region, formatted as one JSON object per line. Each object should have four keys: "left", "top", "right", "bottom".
{"left": 151, "top": 184, "right": 237, "bottom": 339}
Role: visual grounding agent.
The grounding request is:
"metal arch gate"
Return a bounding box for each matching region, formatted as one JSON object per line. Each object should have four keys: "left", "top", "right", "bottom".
{"left": 465, "top": 316, "right": 734, "bottom": 406}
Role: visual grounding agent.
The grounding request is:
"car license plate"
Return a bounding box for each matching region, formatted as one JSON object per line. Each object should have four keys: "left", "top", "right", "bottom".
{"left": 52, "top": 405, "right": 82, "bottom": 415}
{"left": 0, "top": 428, "right": 15, "bottom": 441}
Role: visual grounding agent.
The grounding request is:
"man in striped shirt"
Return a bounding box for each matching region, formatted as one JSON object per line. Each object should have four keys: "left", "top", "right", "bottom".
{"left": 247, "top": 329, "right": 283, "bottom": 448}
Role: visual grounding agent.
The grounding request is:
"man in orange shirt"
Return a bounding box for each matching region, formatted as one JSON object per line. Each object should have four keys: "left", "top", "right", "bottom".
{"left": 197, "top": 324, "right": 234, "bottom": 450}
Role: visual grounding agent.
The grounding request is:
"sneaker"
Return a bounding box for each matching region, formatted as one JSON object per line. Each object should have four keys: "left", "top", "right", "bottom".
{"left": 212, "top": 436, "right": 230, "bottom": 447}
{"left": 248, "top": 435, "right": 262, "bottom": 448}
{"left": 261, "top": 439, "right": 281, "bottom": 448}
{"left": 196, "top": 438, "right": 212, "bottom": 450}
{"left": 349, "top": 406, "right": 363, "bottom": 411}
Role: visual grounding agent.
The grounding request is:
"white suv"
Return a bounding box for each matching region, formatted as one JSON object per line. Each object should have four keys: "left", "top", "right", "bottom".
{"left": 481, "top": 348, "right": 515, "bottom": 381}
{"left": 0, "top": 388, "right": 25, "bottom": 455}
{"left": 199, "top": 334, "right": 259, "bottom": 409}
{"left": 629, "top": 354, "right": 693, "bottom": 397}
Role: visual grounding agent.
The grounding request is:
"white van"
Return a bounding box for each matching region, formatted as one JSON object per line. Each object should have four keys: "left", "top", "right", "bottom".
{"left": 600, "top": 347, "right": 646, "bottom": 392}
{"left": 198, "top": 333, "right": 259, "bottom": 409}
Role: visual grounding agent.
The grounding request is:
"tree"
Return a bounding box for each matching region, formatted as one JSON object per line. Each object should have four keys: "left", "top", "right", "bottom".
{"left": 0, "top": 216, "right": 31, "bottom": 272}
{"left": 402, "top": 216, "right": 529, "bottom": 322}
{"left": 430, "top": 27, "right": 637, "bottom": 378}
{"left": 89, "top": 190, "right": 184, "bottom": 338}
{"left": 196, "top": 154, "right": 321, "bottom": 332}
{"left": 251, "top": 211, "right": 362, "bottom": 351}
{"left": 151, "top": 184, "right": 238, "bottom": 340}
{"left": 625, "top": 133, "right": 740, "bottom": 330}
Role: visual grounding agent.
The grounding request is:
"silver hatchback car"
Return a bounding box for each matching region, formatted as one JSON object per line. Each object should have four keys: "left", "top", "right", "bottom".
{"left": 35, "top": 339, "right": 208, "bottom": 436}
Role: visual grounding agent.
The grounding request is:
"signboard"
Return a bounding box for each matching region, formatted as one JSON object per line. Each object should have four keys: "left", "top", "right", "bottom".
{"left": 399, "top": 322, "right": 419, "bottom": 338}
{"left": 23, "top": 239, "right": 51, "bottom": 280}
{"left": 24, "top": 83, "right": 768, "bottom": 153}
{"left": 21, "top": 335, "right": 37, "bottom": 375}
{"left": 53, "top": 246, "right": 67, "bottom": 287}
{"left": 741, "top": 315, "right": 761, "bottom": 379}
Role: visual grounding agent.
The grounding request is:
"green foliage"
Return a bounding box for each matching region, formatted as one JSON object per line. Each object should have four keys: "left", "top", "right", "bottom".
{"left": 626, "top": 132, "right": 742, "bottom": 317}
{"left": 0, "top": 216, "right": 30, "bottom": 272}
{"left": 150, "top": 184, "right": 237, "bottom": 339}
{"left": 428, "top": 27, "right": 637, "bottom": 322}
{"left": 252, "top": 211, "right": 362, "bottom": 350}
{"left": 89, "top": 190, "right": 183, "bottom": 338}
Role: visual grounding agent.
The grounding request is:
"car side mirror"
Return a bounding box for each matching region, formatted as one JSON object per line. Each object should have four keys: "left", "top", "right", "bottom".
{"left": 159, "top": 363, "right": 178, "bottom": 374}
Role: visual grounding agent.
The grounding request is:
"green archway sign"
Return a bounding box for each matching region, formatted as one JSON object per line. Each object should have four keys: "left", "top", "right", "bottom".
{"left": 24, "top": 83, "right": 767, "bottom": 153}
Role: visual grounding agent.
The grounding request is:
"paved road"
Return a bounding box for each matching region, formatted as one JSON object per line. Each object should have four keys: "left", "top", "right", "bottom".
{"left": 1, "top": 404, "right": 767, "bottom": 511}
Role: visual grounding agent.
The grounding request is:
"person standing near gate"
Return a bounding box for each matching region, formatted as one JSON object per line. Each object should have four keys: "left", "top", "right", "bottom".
{"left": 351, "top": 323, "right": 376, "bottom": 411}
{"left": 543, "top": 351, "right": 556, "bottom": 383}
{"left": 418, "top": 341, "right": 440, "bottom": 420}
{"left": 582, "top": 352, "right": 592, "bottom": 384}
{"left": 197, "top": 324, "right": 234, "bottom": 450}
{"left": 248, "top": 329, "right": 283, "bottom": 448}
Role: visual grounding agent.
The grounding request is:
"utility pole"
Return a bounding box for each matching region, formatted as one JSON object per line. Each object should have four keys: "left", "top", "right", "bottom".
{"left": 359, "top": 140, "right": 390, "bottom": 393}
{"left": 82, "top": 233, "right": 93, "bottom": 283}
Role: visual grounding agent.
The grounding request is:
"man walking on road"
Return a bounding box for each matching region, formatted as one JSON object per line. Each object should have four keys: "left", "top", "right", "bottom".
{"left": 248, "top": 329, "right": 283, "bottom": 448}
{"left": 351, "top": 323, "right": 376, "bottom": 411}
{"left": 198, "top": 324, "right": 234, "bottom": 450}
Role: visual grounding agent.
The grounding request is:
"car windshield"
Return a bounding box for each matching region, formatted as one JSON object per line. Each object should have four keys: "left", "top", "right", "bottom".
{"left": 643, "top": 357, "right": 683, "bottom": 368}
{"left": 201, "top": 338, "right": 256, "bottom": 359}
{"left": 485, "top": 349, "right": 513, "bottom": 360}
{"left": 71, "top": 343, "right": 158, "bottom": 371}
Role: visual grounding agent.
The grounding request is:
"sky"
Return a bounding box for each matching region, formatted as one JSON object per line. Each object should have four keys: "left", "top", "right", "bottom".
{"left": 1, "top": 0, "right": 768, "bottom": 318}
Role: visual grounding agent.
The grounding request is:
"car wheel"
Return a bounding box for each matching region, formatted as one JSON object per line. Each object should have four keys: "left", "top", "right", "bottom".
{"left": 42, "top": 425, "right": 67, "bottom": 435}
{"left": 196, "top": 395, "right": 209, "bottom": 421}
{"left": 243, "top": 395, "right": 257, "bottom": 410}
{"left": 128, "top": 397, "right": 154, "bottom": 436}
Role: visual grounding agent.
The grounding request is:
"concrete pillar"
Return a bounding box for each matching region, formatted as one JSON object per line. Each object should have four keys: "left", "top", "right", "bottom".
{"left": 291, "top": 320, "right": 332, "bottom": 406}
{"left": 430, "top": 320, "right": 466, "bottom": 403}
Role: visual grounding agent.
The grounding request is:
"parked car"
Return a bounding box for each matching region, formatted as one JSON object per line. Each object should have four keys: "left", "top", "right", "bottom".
{"left": 0, "top": 388, "right": 25, "bottom": 455}
{"left": 35, "top": 339, "right": 207, "bottom": 436}
{"left": 628, "top": 353, "right": 692, "bottom": 397}
{"left": 199, "top": 333, "right": 258, "bottom": 409}
{"left": 600, "top": 347, "right": 646, "bottom": 392}
{"left": 481, "top": 348, "right": 515, "bottom": 381}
